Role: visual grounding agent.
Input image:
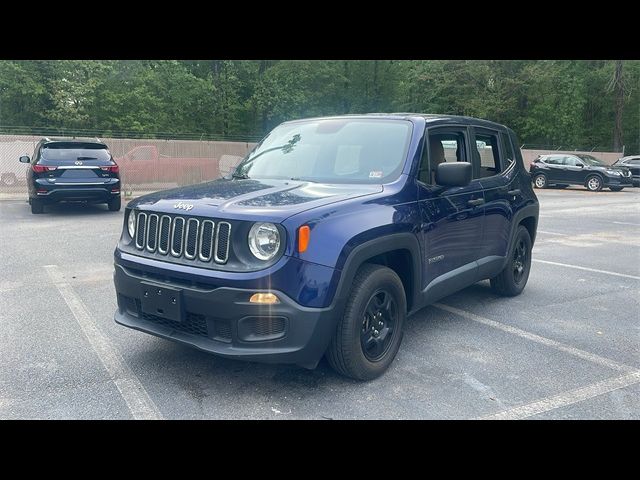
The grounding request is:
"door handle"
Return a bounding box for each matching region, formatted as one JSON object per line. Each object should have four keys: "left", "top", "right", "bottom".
{"left": 467, "top": 198, "right": 485, "bottom": 207}
{"left": 507, "top": 189, "right": 521, "bottom": 196}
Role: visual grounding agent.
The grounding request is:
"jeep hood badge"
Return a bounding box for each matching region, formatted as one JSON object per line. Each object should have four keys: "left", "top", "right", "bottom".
{"left": 174, "top": 202, "right": 194, "bottom": 211}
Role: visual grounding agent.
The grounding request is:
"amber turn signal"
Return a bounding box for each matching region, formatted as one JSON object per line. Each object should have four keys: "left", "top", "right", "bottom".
{"left": 249, "top": 292, "right": 279, "bottom": 304}
{"left": 298, "top": 225, "right": 310, "bottom": 253}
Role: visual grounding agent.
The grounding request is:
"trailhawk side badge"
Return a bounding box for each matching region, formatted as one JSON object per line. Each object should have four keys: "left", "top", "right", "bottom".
{"left": 428, "top": 255, "right": 444, "bottom": 264}
{"left": 174, "top": 202, "right": 194, "bottom": 211}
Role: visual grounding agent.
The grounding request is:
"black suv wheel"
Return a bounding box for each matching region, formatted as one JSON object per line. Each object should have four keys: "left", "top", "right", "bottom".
{"left": 31, "top": 199, "right": 44, "bottom": 214}
{"left": 326, "top": 264, "right": 406, "bottom": 380}
{"left": 585, "top": 175, "right": 603, "bottom": 192}
{"left": 533, "top": 173, "right": 547, "bottom": 189}
{"left": 490, "top": 225, "right": 532, "bottom": 296}
{"left": 108, "top": 197, "right": 121, "bottom": 211}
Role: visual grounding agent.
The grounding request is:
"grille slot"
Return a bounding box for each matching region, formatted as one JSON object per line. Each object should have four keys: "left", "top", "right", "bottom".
{"left": 199, "top": 220, "right": 215, "bottom": 261}
{"left": 146, "top": 214, "right": 159, "bottom": 252}
{"left": 158, "top": 215, "right": 171, "bottom": 254}
{"left": 140, "top": 310, "right": 209, "bottom": 338}
{"left": 250, "top": 317, "right": 286, "bottom": 337}
{"left": 133, "top": 211, "right": 231, "bottom": 265}
{"left": 135, "top": 212, "right": 147, "bottom": 249}
{"left": 214, "top": 320, "right": 232, "bottom": 341}
{"left": 184, "top": 218, "right": 199, "bottom": 259}
{"left": 171, "top": 217, "right": 185, "bottom": 257}
{"left": 215, "top": 222, "right": 231, "bottom": 264}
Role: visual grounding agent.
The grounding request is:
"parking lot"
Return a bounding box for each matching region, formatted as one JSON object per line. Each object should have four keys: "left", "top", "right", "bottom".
{"left": 0, "top": 187, "right": 638, "bottom": 419}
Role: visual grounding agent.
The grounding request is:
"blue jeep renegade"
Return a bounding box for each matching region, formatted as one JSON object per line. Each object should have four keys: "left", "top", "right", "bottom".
{"left": 113, "top": 114, "right": 539, "bottom": 380}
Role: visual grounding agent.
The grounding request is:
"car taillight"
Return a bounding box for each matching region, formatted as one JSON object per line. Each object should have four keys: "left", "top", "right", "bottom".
{"left": 32, "top": 165, "right": 57, "bottom": 173}
{"left": 101, "top": 164, "right": 119, "bottom": 173}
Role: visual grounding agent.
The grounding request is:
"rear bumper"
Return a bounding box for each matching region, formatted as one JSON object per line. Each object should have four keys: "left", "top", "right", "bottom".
{"left": 32, "top": 179, "right": 120, "bottom": 202}
{"left": 113, "top": 262, "right": 338, "bottom": 368}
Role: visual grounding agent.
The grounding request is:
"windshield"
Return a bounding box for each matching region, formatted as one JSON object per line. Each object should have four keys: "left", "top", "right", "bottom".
{"left": 233, "top": 119, "right": 413, "bottom": 184}
{"left": 577, "top": 154, "right": 606, "bottom": 166}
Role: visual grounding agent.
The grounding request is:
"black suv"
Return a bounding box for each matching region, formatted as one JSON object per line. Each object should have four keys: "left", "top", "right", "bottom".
{"left": 20, "top": 138, "right": 121, "bottom": 214}
{"left": 612, "top": 155, "right": 640, "bottom": 187}
{"left": 529, "top": 153, "right": 633, "bottom": 192}
{"left": 114, "top": 114, "right": 539, "bottom": 380}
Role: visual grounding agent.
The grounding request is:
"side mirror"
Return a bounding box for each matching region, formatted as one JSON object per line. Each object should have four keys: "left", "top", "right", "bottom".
{"left": 19, "top": 155, "right": 30, "bottom": 163}
{"left": 436, "top": 162, "right": 472, "bottom": 187}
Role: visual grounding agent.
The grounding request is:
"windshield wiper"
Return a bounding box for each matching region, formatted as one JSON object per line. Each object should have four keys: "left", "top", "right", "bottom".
{"left": 231, "top": 172, "right": 251, "bottom": 180}
{"left": 289, "top": 177, "right": 316, "bottom": 183}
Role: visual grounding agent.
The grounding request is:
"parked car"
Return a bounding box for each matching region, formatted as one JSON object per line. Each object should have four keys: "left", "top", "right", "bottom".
{"left": 612, "top": 155, "right": 640, "bottom": 187}
{"left": 115, "top": 145, "right": 219, "bottom": 186}
{"left": 20, "top": 138, "right": 121, "bottom": 214}
{"left": 529, "top": 153, "right": 633, "bottom": 191}
{"left": 113, "top": 114, "right": 539, "bottom": 380}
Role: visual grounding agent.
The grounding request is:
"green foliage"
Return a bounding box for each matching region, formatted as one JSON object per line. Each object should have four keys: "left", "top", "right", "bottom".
{"left": 0, "top": 60, "right": 638, "bottom": 152}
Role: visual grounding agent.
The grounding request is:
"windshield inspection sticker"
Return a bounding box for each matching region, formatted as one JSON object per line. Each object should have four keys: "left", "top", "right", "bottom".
{"left": 369, "top": 170, "right": 383, "bottom": 179}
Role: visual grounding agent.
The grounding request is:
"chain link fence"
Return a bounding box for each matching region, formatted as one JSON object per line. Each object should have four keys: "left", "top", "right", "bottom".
{"left": 0, "top": 134, "right": 257, "bottom": 196}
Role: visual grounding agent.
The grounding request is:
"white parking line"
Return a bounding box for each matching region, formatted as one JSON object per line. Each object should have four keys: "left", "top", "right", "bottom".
{"left": 433, "top": 303, "right": 636, "bottom": 373}
{"left": 44, "top": 265, "right": 163, "bottom": 420}
{"left": 536, "top": 230, "right": 567, "bottom": 236}
{"left": 480, "top": 370, "right": 640, "bottom": 420}
{"left": 613, "top": 221, "right": 640, "bottom": 227}
{"left": 532, "top": 259, "right": 640, "bottom": 280}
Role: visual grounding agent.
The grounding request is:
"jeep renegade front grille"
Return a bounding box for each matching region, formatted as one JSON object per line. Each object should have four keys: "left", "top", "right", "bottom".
{"left": 134, "top": 212, "right": 231, "bottom": 264}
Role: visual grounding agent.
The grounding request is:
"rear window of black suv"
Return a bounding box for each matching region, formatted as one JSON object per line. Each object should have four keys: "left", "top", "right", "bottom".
{"left": 41, "top": 143, "right": 111, "bottom": 162}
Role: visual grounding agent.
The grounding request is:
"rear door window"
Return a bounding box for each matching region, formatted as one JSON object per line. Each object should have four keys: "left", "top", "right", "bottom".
{"left": 474, "top": 129, "right": 503, "bottom": 178}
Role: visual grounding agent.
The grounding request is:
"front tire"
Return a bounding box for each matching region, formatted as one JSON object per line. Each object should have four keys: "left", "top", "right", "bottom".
{"left": 586, "top": 175, "right": 603, "bottom": 192}
{"left": 490, "top": 225, "right": 532, "bottom": 296}
{"left": 108, "top": 197, "right": 121, "bottom": 211}
{"left": 533, "top": 174, "right": 547, "bottom": 189}
{"left": 31, "top": 199, "right": 44, "bottom": 214}
{"left": 609, "top": 186, "right": 624, "bottom": 192}
{"left": 326, "top": 264, "right": 406, "bottom": 381}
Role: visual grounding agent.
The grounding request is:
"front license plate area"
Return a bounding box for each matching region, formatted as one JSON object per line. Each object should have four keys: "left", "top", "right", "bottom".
{"left": 140, "top": 282, "right": 184, "bottom": 322}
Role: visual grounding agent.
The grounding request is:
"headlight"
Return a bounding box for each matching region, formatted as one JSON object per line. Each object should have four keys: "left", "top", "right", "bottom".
{"left": 606, "top": 169, "right": 621, "bottom": 176}
{"left": 248, "top": 222, "right": 280, "bottom": 261}
{"left": 127, "top": 210, "right": 136, "bottom": 238}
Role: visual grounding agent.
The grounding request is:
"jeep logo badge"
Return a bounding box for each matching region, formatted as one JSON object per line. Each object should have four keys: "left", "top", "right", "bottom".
{"left": 174, "top": 202, "right": 194, "bottom": 211}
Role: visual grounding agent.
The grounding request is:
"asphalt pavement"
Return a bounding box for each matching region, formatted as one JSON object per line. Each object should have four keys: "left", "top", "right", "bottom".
{"left": 1, "top": 186, "right": 638, "bottom": 419}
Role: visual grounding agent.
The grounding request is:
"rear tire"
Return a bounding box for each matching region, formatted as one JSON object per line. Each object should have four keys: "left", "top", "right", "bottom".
{"left": 490, "top": 225, "right": 532, "bottom": 296}
{"left": 585, "top": 175, "right": 603, "bottom": 192}
{"left": 108, "top": 197, "right": 121, "bottom": 211}
{"left": 533, "top": 174, "right": 547, "bottom": 189}
{"left": 31, "top": 200, "right": 44, "bottom": 214}
{"left": 609, "top": 186, "right": 624, "bottom": 192}
{"left": 326, "top": 264, "right": 406, "bottom": 381}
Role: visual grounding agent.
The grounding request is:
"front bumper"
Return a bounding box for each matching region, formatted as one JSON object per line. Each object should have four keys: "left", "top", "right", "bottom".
{"left": 113, "top": 262, "right": 339, "bottom": 368}
{"left": 603, "top": 175, "right": 633, "bottom": 187}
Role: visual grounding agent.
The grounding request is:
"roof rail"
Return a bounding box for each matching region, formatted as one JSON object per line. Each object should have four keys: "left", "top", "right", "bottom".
{"left": 43, "top": 137, "right": 52, "bottom": 142}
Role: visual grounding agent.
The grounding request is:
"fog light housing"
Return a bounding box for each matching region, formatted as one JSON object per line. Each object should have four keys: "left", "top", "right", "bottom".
{"left": 249, "top": 293, "right": 280, "bottom": 304}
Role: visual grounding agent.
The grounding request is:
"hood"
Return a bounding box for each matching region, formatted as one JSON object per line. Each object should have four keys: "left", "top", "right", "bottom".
{"left": 592, "top": 164, "right": 629, "bottom": 172}
{"left": 129, "top": 178, "right": 384, "bottom": 222}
